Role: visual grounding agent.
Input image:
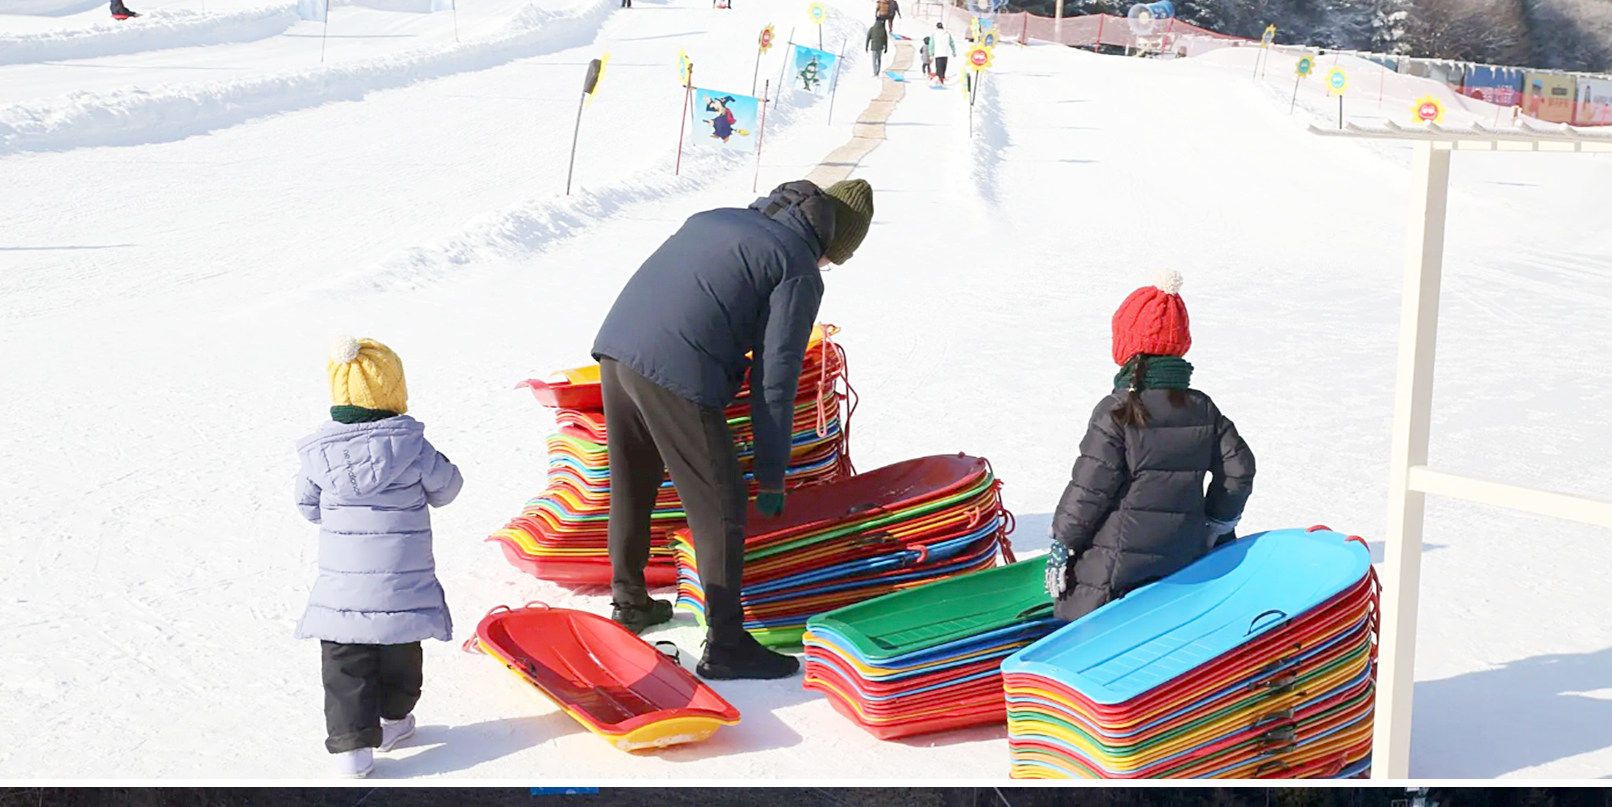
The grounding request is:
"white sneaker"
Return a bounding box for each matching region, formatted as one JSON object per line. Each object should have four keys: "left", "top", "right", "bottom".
{"left": 379, "top": 714, "right": 416, "bottom": 752}
{"left": 333, "top": 747, "right": 374, "bottom": 778}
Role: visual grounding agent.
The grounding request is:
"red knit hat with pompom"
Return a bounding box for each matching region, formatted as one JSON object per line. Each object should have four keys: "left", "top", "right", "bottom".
{"left": 1111, "top": 270, "right": 1191, "bottom": 365}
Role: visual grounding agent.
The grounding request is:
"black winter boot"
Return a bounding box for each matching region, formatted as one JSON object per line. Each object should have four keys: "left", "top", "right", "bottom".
{"left": 696, "top": 632, "right": 799, "bottom": 680}
{"left": 610, "top": 598, "right": 672, "bottom": 634}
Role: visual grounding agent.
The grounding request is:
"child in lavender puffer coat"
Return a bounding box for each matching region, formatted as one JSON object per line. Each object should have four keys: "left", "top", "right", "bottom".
{"left": 294, "top": 336, "right": 463, "bottom": 778}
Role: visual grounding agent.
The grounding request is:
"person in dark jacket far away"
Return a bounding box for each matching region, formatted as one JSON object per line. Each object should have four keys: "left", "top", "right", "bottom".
{"left": 867, "top": 20, "right": 889, "bottom": 76}
{"left": 110, "top": 0, "right": 139, "bottom": 18}
{"left": 1044, "top": 270, "right": 1256, "bottom": 623}
{"left": 593, "top": 178, "right": 875, "bottom": 680}
{"left": 875, "top": 0, "right": 899, "bottom": 33}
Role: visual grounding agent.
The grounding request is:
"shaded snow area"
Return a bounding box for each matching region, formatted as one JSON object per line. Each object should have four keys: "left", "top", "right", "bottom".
{"left": 2, "top": 0, "right": 1610, "bottom": 781}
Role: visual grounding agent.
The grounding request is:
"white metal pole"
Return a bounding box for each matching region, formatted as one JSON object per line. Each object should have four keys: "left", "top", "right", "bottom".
{"left": 1054, "top": 0, "right": 1064, "bottom": 43}
{"left": 1371, "top": 139, "right": 1452, "bottom": 781}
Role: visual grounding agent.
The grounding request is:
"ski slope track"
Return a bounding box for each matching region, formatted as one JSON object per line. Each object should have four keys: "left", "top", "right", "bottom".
{"left": 0, "top": 0, "right": 615, "bottom": 156}
{"left": 3, "top": 0, "right": 1612, "bottom": 781}
{"left": 0, "top": 6, "right": 300, "bottom": 66}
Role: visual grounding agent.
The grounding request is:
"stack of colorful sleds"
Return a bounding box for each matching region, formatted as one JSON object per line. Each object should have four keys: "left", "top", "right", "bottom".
{"left": 674, "top": 453, "right": 1016, "bottom": 647}
{"left": 1001, "top": 526, "right": 1378, "bottom": 779}
{"left": 801, "top": 559, "right": 1061, "bottom": 739}
{"left": 489, "top": 325, "right": 855, "bottom": 587}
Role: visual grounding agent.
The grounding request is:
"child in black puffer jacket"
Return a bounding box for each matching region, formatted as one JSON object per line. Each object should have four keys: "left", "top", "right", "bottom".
{"left": 1044, "top": 271, "right": 1256, "bottom": 622}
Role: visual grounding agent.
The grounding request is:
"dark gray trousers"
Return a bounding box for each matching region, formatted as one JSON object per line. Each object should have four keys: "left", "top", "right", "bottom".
{"left": 320, "top": 641, "right": 422, "bottom": 753}
{"left": 600, "top": 358, "right": 749, "bottom": 645}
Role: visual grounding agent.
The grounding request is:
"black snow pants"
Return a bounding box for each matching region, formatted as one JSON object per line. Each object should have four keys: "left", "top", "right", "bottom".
{"left": 321, "top": 641, "right": 422, "bottom": 753}
{"left": 600, "top": 358, "right": 749, "bottom": 646}
{"left": 935, "top": 56, "right": 949, "bottom": 82}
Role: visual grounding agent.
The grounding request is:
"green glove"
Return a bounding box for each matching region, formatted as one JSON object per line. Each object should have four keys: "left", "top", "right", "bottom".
{"left": 756, "top": 490, "right": 786, "bottom": 519}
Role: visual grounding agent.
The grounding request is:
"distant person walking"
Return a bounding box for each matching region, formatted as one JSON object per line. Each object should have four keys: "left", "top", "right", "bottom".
{"left": 927, "top": 23, "right": 956, "bottom": 85}
{"left": 110, "top": 0, "right": 139, "bottom": 18}
{"left": 866, "top": 20, "right": 889, "bottom": 76}
{"left": 875, "top": 0, "right": 899, "bottom": 33}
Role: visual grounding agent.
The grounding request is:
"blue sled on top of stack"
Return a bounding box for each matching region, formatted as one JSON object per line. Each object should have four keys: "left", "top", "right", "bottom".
{"left": 1002, "top": 526, "right": 1379, "bottom": 779}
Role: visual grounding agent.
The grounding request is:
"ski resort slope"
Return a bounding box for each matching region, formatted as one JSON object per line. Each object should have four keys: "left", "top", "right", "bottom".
{"left": 2, "top": 0, "right": 1611, "bottom": 781}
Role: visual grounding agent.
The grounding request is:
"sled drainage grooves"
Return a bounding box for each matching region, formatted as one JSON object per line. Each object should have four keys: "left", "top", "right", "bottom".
{"left": 805, "top": 39, "right": 915, "bottom": 187}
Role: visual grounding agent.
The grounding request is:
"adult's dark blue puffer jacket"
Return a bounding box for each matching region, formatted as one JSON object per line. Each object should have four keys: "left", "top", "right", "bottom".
{"left": 592, "top": 180, "right": 834, "bottom": 488}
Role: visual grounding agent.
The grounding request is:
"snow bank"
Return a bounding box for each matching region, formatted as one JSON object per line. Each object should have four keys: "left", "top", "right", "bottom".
{"left": 4, "top": 0, "right": 105, "bottom": 16}
{"left": 0, "top": 0, "right": 614, "bottom": 156}
{"left": 0, "top": 6, "right": 299, "bottom": 66}
{"left": 365, "top": 66, "right": 854, "bottom": 291}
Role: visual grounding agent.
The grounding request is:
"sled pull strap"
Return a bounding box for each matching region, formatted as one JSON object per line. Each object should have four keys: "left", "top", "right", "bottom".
{"left": 653, "top": 641, "right": 683, "bottom": 664}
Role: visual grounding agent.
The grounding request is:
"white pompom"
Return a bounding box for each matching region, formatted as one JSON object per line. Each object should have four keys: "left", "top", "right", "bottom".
{"left": 330, "top": 335, "right": 362, "bottom": 364}
{"left": 1154, "top": 269, "right": 1183, "bottom": 295}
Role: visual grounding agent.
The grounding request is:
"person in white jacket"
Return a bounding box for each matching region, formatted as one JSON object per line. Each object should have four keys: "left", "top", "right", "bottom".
{"left": 927, "top": 23, "right": 956, "bottom": 84}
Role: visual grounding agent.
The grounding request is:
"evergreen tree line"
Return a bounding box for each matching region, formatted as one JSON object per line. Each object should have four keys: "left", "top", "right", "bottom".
{"left": 1003, "top": 0, "right": 1612, "bottom": 71}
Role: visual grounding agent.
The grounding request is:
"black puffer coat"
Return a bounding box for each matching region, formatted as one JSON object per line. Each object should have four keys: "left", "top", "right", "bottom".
{"left": 592, "top": 181, "right": 834, "bottom": 488}
{"left": 1051, "top": 388, "right": 1255, "bottom": 622}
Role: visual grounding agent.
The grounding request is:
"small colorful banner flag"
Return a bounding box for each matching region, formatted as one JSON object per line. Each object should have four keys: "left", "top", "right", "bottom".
{"left": 759, "top": 24, "right": 776, "bottom": 52}
{"left": 1295, "top": 54, "right": 1315, "bottom": 78}
{"left": 692, "top": 88, "right": 762, "bottom": 151}
{"left": 807, "top": 1, "right": 826, "bottom": 24}
{"left": 789, "top": 43, "right": 838, "bottom": 97}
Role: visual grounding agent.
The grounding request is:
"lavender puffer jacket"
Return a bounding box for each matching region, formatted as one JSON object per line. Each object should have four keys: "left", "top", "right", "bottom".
{"left": 293, "top": 416, "right": 462, "bottom": 644}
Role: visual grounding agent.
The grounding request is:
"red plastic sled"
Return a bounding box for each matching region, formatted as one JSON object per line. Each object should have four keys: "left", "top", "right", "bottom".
{"left": 468, "top": 603, "right": 739, "bottom": 750}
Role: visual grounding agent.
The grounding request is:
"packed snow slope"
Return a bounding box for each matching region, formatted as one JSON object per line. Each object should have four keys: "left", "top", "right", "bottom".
{"left": 3, "top": 0, "right": 1611, "bottom": 780}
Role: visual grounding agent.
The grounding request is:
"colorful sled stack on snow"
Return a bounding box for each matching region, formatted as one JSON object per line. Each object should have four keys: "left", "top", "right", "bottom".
{"left": 466, "top": 603, "right": 740, "bottom": 751}
{"left": 1001, "top": 526, "right": 1379, "bottom": 779}
{"left": 801, "top": 559, "right": 1061, "bottom": 739}
{"left": 489, "top": 325, "right": 855, "bottom": 587}
{"left": 674, "top": 453, "right": 1016, "bottom": 647}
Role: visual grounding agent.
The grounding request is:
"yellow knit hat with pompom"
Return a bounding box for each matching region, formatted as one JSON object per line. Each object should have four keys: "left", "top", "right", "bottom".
{"left": 327, "top": 336, "right": 408, "bottom": 414}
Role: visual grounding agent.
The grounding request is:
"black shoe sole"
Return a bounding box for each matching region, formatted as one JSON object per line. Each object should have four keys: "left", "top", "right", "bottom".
{"left": 695, "top": 661, "right": 800, "bottom": 681}
{"left": 611, "top": 600, "right": 673, "bottom": 635}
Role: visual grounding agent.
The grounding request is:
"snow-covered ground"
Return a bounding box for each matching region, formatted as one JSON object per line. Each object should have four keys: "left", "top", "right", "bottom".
{"left": 2, "top": 0, "right": 1610, "bottom": 781}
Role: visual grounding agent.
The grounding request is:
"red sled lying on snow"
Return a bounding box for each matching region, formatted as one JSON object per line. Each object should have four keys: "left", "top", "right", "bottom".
{"left": 466, "top": 603, "right": 740, "bottom": 750}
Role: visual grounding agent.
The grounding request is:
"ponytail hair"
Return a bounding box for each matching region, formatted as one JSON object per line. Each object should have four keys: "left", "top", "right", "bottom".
{"left": 1110, "top": 354, "right": 1187, "bottom": 429}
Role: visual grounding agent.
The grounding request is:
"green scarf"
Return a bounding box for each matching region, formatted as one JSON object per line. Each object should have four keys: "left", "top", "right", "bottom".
{"left": 331, "top": 405, "right": 399, "bottom": 424}
{"left": 1114, "top": 355, "right": 1193, "bottom": 392}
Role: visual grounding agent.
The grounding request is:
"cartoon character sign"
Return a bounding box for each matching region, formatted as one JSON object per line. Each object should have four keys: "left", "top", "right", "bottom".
{"left": 693, "top": 88, "right": 761, "bottom": 151}
{"left": 790, "top": 44, "right": 838, "bottom": 97}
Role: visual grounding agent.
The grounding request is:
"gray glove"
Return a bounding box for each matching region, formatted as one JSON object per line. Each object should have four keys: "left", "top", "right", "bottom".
{"left": 1207, "top": 514, "right": 1241, "bottom": 543}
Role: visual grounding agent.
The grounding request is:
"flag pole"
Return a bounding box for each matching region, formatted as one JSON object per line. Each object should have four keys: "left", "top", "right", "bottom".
{"left": 675, "top": 65, "right": 693, "bottom": 175}
{"left": 566, "top": 91, "right": 588, "bottom": 195}
{"left": 777, "top": 29, "right": 795, "bottom": 92}
{"left": 320, "top": 0, "right": 331, "bottom": 63}
{"left": 754, "top": 80, "right": 771, "bottom": 193}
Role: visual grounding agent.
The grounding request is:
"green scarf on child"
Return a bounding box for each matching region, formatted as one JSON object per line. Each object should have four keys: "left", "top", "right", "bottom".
{"left": 331, "top": 405, "right": 399, "bottom": 424}
{"left": 1113, "top": 355, "right": 1194, "bottom": 392}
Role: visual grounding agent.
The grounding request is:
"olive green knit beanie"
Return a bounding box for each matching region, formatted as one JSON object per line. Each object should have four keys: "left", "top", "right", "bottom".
{"left": 822, "top": 179, "right": 874, "bottom": 265}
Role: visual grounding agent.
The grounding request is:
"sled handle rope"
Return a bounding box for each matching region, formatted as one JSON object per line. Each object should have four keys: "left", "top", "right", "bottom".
{"left": 1247, "top": 609, "right": 1289, "bottom": 635}
{"left": 653, "top": 640, "right": 683, "bottom": 665}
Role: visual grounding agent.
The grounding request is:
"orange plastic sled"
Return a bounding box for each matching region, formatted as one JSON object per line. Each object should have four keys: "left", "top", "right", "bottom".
{"left": 466, "top": 603, "right": 740, "bottom": 751}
